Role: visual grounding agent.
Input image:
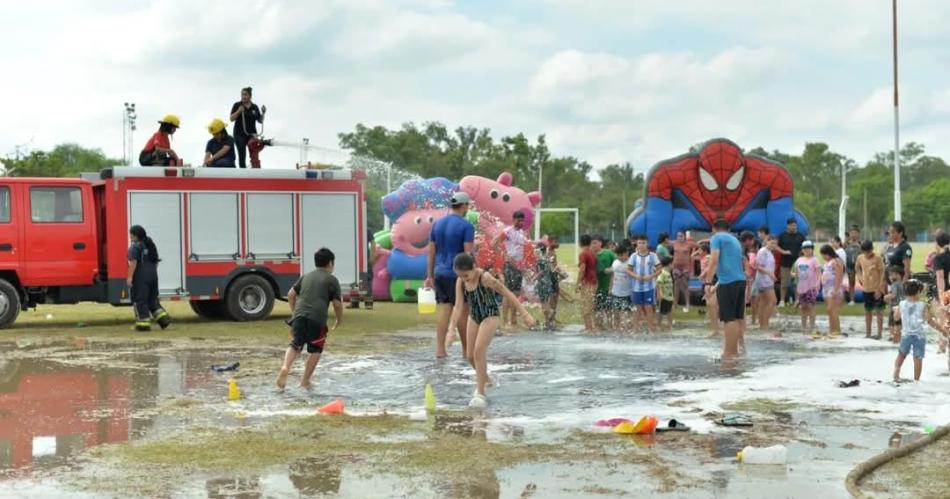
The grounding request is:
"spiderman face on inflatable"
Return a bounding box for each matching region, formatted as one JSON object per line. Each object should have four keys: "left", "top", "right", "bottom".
{"left": 627, "top": 138, "right": 809, "bottom": 246}
{"left": 697, "top": 141, "right": 744, "bottom": 210}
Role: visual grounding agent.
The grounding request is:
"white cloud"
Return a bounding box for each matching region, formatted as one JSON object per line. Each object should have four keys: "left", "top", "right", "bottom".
{"left": 1, "top": 0, "right": 949, "bottom": 176}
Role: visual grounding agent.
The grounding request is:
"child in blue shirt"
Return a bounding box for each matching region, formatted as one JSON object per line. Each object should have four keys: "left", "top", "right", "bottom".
{"left": 892, "top": 279, "right": 932, "bottom": 382}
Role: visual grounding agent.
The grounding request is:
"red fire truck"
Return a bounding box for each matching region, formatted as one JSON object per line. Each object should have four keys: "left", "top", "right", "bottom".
{"left": 0, "top": 167, "right": 367, "bottom": 328}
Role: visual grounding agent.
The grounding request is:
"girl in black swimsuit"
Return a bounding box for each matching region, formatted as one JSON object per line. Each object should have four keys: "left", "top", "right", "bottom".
{"left": 450, "top": 253, "right": 536, "bottom": 408}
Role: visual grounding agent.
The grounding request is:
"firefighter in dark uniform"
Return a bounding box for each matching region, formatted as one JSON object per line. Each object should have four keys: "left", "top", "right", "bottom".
{"left": 127, "top": 225, "right": 171, "bottom": 331}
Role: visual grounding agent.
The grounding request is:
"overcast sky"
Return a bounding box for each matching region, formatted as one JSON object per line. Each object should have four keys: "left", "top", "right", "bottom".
{"left": 2, "top": 0, "right": 949, "bottom": 173}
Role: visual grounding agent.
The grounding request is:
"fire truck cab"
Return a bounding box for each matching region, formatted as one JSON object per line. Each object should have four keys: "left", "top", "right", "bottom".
{"left": 0, "top": 167, "right": 366, "bottom": 328}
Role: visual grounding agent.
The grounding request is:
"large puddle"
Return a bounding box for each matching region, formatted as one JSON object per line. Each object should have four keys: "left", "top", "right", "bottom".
{"left": 1, "top": 316, "right": 948, "bottom": 497}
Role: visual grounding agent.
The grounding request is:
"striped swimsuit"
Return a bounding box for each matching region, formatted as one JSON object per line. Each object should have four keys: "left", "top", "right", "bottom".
{"left": 463, "top": 271, "right": 501, "bottom": 324}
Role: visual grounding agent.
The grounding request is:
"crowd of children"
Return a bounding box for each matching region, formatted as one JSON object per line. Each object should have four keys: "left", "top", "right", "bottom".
{"left": 534, "top": 225, "right": 950, "bottom": 379}
{"left": 272, "top": 215, "right": 950, "bottom": 403}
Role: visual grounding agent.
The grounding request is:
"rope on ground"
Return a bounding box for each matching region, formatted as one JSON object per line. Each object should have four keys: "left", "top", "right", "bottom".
{"left": 845, "top": 424, "right": 950, "bottom": 498}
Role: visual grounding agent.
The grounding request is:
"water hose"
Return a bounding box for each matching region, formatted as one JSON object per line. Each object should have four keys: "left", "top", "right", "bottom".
{"left": 845, "top": 424, "right": 949, "bottom": 498}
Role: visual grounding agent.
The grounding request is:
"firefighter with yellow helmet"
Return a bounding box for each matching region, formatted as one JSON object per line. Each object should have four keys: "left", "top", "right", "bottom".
{"left": 204, "top": 118, "right": 236, "bottom": 168}
{"left": 140, "top": 114, "right": 180, "bottom": 166}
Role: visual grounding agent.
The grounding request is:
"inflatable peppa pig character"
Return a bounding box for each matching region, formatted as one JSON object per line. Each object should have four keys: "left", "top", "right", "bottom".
{"left": 390, "top": 204, "right": 450, "bottom": 257}
{"left": 382, "top": 178, "right": 458, "bottom": 292}
{"left": 459, "top": 172, "right": 542, "bottom": 240}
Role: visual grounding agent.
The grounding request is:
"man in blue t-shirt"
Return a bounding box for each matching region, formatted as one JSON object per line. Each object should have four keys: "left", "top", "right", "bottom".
{"left": 707, "top": 219, "right": 746, "bottom": 360}
{"left": 425, "top": 192, "right": 475, "bottom": 358}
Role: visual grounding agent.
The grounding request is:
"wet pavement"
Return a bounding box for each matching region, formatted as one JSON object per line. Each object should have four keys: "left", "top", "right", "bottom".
{"left": 1, "top": 316, "right": 947, "bottom": 498}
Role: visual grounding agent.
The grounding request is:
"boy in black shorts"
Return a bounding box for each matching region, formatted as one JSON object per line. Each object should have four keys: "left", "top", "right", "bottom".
{"left": 855, "top": 241, "right": 886, "bottom": 339}
{"left": 277, "top": 248, "right": 344, "bottom": 390}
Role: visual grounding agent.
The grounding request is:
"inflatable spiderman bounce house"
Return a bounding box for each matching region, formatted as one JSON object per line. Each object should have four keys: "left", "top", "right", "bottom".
{"left": 627, "top": 138, "right": 809, "bottom": 245}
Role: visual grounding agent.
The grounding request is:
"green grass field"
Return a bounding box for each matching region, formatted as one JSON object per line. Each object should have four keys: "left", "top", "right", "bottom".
{"left": 5, "top": 301, "right": 436, "bottom": 343}
{"left": 1, "top": 240, "right": 934, "bottom": 340}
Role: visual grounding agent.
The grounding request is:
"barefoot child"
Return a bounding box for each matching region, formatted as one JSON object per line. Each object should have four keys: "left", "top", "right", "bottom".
{"left": 892, "top": 279, "right": 931, "bottom": 382}
{"left": 820, "top": 244, "right": 845, "bottom": 336}
{"left": 627, "top": 235, "right": 660, "bottom": 334}
{"left": 577, "top": 235, "right": 598, "bottom": 333}
{"left": 276, "top": 248, "right": 343, "bottom": 390}
{"left": 605, "top": 243, "right": 633, "bottom": 331}
{"left": 754, "top": 235, "right": 778, "bottom": 334}
{"left": 656, "top": 257, "right": 674, "bottom": 331}
{"left": 791, "top": 241, "right": 820, "bottom": 335}
{"left": 696, "top": 243, "right": 720, "bottom": 336}
{"left": 451, "top": 253, "right": 536, "bottom": 407}
{"left": 855, "top": 241, "right": 886, "bottom": 339}
{"left": 884, "top": 266, "right": 905, "bottom": 344}
{"left": 740, "top": 232, "right": 759, "bottom": 327}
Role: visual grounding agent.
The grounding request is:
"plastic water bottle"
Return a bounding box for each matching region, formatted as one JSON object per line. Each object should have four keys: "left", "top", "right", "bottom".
{"left": 737, "top": 445, "right": 787, "bottom": 464}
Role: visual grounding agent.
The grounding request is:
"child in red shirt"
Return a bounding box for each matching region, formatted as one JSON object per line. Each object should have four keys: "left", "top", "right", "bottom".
{"left": 577, "top": 234, "right": 598, "bottom": 333}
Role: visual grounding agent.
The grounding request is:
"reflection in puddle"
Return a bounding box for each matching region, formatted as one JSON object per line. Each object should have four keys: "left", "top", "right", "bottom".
{"left": 0, "top": 358, "right": 131, "bottom": 472}
{"left": 0, "top": 346, "right": 220, "bottom": 478}
{"left": 287, "top": 456, "right": 342, "bottom": 496}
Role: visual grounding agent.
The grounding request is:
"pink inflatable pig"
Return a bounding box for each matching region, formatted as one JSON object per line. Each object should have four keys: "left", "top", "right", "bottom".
{"left": 460, "top": 172, "right": 541, "bottom": 226}
{"left": 391, "top": 205, "right": 450, "bottom": 257}
{"left": 459, "top": 172, "right": 542, "bottom": 238}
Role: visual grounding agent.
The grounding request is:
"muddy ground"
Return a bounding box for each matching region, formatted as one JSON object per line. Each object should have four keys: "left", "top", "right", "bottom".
{"left": 0, "top": 302, "right": 947, "bottom": 498}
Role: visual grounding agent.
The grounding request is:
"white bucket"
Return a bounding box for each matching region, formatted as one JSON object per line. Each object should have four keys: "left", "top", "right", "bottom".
{"left": 417, "top": 287, "right": 437, "bottom": 314}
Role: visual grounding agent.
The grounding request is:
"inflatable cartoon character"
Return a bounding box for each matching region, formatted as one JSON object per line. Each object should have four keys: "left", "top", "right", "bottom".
{"left": 627, "top": 138, "right": 809, "bottom": 246}
{"left": 459, "top": 172, "right": 542, "bottom": 239}
{"left": 391, "top": 205, "right": 450, "bottom": 257}
{"left": 381, "top": 177, "right": 458, "bottom": 301}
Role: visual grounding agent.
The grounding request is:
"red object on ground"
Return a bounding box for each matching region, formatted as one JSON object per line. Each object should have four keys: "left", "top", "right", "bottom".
{"left": 317, "top": 398, "right": 345, "bottom": 414}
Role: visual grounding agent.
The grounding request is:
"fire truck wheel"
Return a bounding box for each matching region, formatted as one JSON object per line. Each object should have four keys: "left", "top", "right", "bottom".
{"left": 189, "top": 300, "right": 226, "bottom": 319}
{"left": 225, "top": 274, "right": 275, "bottom": 321}
{"left": 0, "top": 279, "right": 21, "bottom": 329}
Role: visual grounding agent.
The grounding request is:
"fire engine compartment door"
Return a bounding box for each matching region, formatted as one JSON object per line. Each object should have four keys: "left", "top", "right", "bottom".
{"left": 128, "top": 192, "right": 184, "bottom": 295}
{"left": 246, "top": 193, "right": 295, "bottom": 260}
{"left": 301, "top": 193, "right": 357, "bottom": 286}
{"left": 188, "top": 193, "right": 239, "bottom": 260}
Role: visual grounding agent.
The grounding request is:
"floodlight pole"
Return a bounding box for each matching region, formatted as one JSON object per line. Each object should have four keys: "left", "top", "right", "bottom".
{"left": 892, "top": 0, "right": 902, "bottom": 221}
{"left": 838, "top": 162, "right": 848, "bottom": 240}
{"left": 122, "top": 106, "right": 127, "bottom": 164}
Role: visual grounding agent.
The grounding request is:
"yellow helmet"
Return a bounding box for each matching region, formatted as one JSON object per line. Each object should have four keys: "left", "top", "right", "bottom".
{"left": 157, "top": 114, "right": 180, "bottom": 128}
{"left": 207, "top": 118, "right": 227, "bottom": 135}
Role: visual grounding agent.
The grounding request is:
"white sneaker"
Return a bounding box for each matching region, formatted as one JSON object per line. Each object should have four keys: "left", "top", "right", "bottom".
{"left": 469, "top": 394, "right": 487, "bottom": 408}
{"left": 778, "top": 302, "right": 785, "bottom": 308}
{"left": 682, "top": 307, "right": 689, "bottom": 313}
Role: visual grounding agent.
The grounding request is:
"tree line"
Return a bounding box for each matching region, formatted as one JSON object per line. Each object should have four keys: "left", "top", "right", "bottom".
{"left": 341, "top": 122, "right": 949, "bottom": 240}
{"left": 3, "top": 124, "right": 948, "bottom": 240}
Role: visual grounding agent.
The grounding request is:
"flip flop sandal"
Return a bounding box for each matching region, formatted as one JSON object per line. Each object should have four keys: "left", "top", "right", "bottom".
{"left": 718, "top": 414, "right": 753, "bottom": 427}
{"left": 656, "top": 418, "right": 691, "bottom": 432}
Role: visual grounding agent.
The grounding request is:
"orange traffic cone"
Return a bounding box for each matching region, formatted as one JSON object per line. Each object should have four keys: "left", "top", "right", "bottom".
{"left": 317, "top": 398, "right": 345, "bottom": 415}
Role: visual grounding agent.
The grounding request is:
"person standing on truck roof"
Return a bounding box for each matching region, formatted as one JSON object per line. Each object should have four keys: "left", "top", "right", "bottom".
{"left": 229, "top": 86, "right": 265, "bottom": 169}
{"left": 139, "top": 115, "right": 180, "bottom": 166}
{"left": 127, "top": 225, "right": 171, "bottom": 331}
{"left": 204, "top": 118, "right": 236, "bottom": 168}
{"left": 276, "top": 247, "right": 344, "bottom": 390}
